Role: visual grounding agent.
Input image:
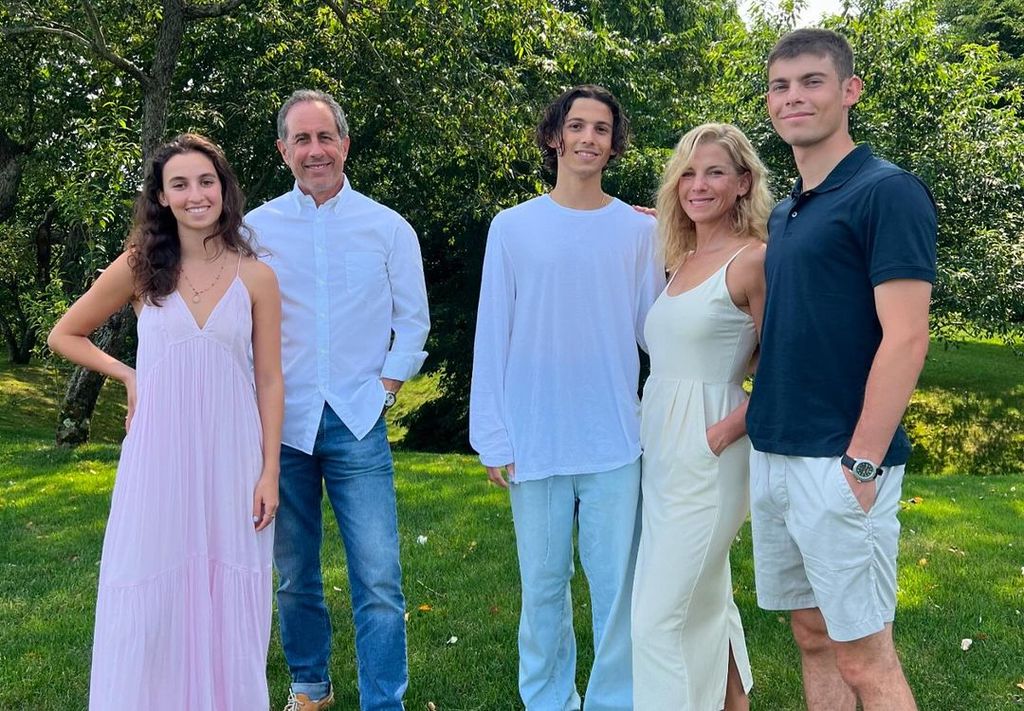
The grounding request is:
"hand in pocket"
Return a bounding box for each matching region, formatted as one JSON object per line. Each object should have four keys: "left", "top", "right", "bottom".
{"left": 841, "top": 464, "right": 877, "bottom": 513}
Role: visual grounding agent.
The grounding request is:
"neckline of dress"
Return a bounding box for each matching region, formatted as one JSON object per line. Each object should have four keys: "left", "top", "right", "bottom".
{"left": 173, "top": 274, "right": 242, "bottom": 331}
{"left": 663, "top": 244, "right": 750, "bottom": 299}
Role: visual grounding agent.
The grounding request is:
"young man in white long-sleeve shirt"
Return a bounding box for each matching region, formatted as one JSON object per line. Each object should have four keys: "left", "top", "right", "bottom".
{"left": 247, "top": 89, "right": 429, "bottom": 711}
{"left": 470, "top": 85, "right": 664, "bottom": 711}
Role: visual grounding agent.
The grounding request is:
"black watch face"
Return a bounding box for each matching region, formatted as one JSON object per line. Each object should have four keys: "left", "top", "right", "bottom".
{"left": 852, "top": 460, "right": 876, "bottom": 481}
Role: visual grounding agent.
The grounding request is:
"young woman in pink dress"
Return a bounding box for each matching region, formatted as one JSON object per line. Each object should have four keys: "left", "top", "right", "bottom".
{"left": 48, "top": 133, "right": 284, "bottom": 710}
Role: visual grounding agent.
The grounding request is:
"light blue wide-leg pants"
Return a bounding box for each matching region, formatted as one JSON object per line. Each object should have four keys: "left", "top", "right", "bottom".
{"left": 509, "top": 459, "right": 641, "bottom": 711}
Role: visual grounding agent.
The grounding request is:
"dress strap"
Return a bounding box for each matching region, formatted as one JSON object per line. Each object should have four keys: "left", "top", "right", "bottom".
{"left": 234, "top": 253, "right": 243, "bottom": 277}
{"left": 723, "top": 243, "right": 751, "bottom": 270}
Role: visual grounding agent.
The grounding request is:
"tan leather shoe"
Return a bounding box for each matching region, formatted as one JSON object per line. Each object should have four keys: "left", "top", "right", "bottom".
{"left": 283, "top": 687, "right": 335, "bottom": 710}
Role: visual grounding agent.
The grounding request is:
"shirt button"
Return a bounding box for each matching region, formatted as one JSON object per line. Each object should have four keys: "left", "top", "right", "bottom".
{"left": 790, "top": 210, "right": 798, "bottom": 218}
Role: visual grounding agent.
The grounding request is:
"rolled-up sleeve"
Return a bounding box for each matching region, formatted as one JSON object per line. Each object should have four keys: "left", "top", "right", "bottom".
{"left": 381, "top": 219, "right": 430, "bottom": 381}
{"left": 469, "top": 221, "right": 515, "bottom": 467}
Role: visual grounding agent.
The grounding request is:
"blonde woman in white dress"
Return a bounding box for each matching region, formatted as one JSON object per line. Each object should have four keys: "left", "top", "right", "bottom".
{"left": 632, "top": 124, "right": 772, "bottom": 711}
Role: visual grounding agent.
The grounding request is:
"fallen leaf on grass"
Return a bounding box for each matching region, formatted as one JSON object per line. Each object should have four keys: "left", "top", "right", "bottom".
{"left": 960, "top": 638, "right": 973, "bottom": 651}
{"left": 908, "top": 496, "right": 924, "bottom": 504}
{"left": 445, "top": 635, "right": 458, "bottom": 645}
{"left": 404, "top": 612, "right": 411, "bottom": 622}
{"left": 975, "top": 632, "right": 988, "bottom": 641}
{"left": 416, "top": 535, "right": 428, "bottom": 545}
{"left": 427, "top": 703, "right": 438, "bottom": 711}
{"left": 918, "top": 558, "right": 928, "bottom": 566}
{"left": 418, "top": 604, "right": 432, "bottom": 612}
{"left": 489, "top": 604, "right": 501, "bottom": 615}
{"left": 948, "top": 547, "right": 967, "bottom": 556}
{"left": 1016, "top": 681, "right": 1024, "bottom": 691}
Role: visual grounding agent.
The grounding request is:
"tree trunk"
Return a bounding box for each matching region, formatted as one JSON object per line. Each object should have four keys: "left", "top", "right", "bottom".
{"left": 54, "top": 0, "right": 188, "bottom": 446}
{"left": 0, "top": 131, "right": 28, "bottom": 223}
{"left": 54, "top": 305, "right": 133, "bottom": 446}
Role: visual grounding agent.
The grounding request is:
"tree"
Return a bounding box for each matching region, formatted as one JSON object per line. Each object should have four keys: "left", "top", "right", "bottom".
{"left": 4, "top": 0, "right": 251, "bottom": 445}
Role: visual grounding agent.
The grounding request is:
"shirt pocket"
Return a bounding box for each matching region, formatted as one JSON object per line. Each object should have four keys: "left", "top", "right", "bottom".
{"left": 345, "top": 251, "right": 387, "bottom": 294}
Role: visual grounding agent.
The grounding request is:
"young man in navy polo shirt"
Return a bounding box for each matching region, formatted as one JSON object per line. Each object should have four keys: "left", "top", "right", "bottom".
{"left": 745, "top": 29, "right": 936, "bottom": 710}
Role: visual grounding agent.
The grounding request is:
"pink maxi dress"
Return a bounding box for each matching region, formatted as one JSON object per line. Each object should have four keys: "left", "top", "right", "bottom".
{"left": 88, "top": 273, "right": 273, "bottom": 710}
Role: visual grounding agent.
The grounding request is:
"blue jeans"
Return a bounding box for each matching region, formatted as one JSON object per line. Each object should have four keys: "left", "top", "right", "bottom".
{"left": 274, "top": 406, "right": 407, "bottom": 710}
{"left": 509, "top": 460, "right": 641, "bottom": 711}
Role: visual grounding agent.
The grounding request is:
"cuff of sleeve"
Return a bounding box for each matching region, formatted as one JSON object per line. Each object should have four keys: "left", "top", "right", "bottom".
{"left": 480, "top": 450, "right": 514, "bottom": 468}
{"left": 382, "top": 350, "right": 428, "bottom": 382}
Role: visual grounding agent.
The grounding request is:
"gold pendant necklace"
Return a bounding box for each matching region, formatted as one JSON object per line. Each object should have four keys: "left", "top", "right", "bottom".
{"left": 181, "top": 254, "right": 227, "bottom": 303}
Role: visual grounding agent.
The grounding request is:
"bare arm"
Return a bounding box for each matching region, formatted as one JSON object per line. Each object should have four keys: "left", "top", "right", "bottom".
{"left": 246, "top": 260, "right": 284, "bottom": 531}
{"left": 847, "top": 279, "right": 932, "bottom": 464}
{"left": 47, "top": 251, "right": 138, "bottom": 430}
{"left": 706, "top": 243, "right": 766, "bottom": 455}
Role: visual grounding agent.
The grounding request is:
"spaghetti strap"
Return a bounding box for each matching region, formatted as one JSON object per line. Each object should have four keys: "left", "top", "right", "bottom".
{"left": 234, "top": 253, "right": 243, "bottom": 277}
{"left": 723, "top": 243, "right": 751, "bottom": 269}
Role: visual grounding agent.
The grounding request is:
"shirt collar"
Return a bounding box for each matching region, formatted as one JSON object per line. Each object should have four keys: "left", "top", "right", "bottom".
{"left": 790, "top": 144, "right": 873, "bottom": 199}
{"left": 288, "top": 175, "right": 352, "bottom": 214}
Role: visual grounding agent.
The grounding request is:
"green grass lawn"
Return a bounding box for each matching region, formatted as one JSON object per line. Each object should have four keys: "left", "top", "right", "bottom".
{"left": 1, "top": 339, "right": 1022, "bottom": 709}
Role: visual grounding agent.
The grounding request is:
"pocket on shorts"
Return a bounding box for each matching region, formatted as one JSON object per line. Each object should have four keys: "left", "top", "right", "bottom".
{"left": 834, "top": 460, "right": 876, "bottom": 516}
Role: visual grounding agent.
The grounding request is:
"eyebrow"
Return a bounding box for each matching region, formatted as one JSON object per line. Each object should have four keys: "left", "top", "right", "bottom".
{"left": 566, "top": 118, "right": 612, "bottom": 128}
{"left": 770, "top": 71, "right": 828, "bottom": 84}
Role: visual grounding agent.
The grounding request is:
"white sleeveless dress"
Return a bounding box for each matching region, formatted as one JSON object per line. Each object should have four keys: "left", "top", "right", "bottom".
{"left": 632, "top": 247, "right": 756, "bottom": 710}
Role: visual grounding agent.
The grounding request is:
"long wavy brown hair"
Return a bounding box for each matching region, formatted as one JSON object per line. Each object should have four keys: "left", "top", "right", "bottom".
{"left": 125, "top": 133, "right": 256, "bottom": 304}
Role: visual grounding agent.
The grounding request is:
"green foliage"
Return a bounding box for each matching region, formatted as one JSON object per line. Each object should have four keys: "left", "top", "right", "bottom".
{"left": 1, "top": 0, "right": 1021, "bottom": 447}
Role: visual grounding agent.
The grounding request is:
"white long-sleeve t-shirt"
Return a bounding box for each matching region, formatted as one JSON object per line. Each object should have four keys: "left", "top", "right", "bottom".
{"left": 246, "top": 180, "right": 429, "bottom": 453}
{"left": 470, "top": 195, "right": 664, "bottom": 482}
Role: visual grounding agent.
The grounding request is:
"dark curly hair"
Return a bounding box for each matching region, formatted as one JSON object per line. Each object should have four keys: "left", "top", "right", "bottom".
{"left": 125, "top": 133, "right": 256, "bottom": 304}
{"left": 535, "top": 84, "right": 630, "bottom": 176}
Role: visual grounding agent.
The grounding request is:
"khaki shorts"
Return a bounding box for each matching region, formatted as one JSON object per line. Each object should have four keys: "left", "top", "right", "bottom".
{"left": 749, "top": 449, "right": 905, "bottom": 642}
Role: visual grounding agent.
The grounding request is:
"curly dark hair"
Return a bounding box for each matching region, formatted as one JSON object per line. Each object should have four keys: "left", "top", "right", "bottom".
{"left": 125, "top": 133, "right": 256, "bottom": 304}
{"left": 535, "top": 84, "right": 630, "bottom": 176}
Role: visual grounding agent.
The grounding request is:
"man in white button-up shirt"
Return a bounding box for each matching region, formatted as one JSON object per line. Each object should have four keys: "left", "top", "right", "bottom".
{"left": 246, "top": 90, "right": 429, "bottom": 711}
{"left": 470, "top": 86, "right": 663, "bottom": 711}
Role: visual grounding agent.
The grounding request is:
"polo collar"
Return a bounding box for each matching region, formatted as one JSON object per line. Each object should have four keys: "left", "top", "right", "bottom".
{"left": 289, "top": 176, "right": 351, "bottom": 214}
{"left": 790, "top": 144, "right": 873, "bottom": 198}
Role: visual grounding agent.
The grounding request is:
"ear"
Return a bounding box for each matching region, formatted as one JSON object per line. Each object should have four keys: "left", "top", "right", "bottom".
{"left": 737, "top": 171, "right": 752, "bottom": 198}
{"left": 275, "top": 138, "right": 289, "bottom": 163}
{"left": 339, "top": 135, "right": 351, "bottom": 162}
{"left": 157, "top": 190, "right": 169, "bottom": 207}
{"left": 843, "top": 75, "right": 863, "bottom": 109}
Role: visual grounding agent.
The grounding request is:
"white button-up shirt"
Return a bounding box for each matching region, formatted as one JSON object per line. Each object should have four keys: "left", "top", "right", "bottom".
{"left": 246, "top": 179, "right": 430, "bottom": 452}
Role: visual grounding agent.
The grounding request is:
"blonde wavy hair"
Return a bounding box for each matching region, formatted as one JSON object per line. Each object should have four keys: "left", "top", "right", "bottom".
{"left": 655, "top": 123, "right": 772, "bottom": 269}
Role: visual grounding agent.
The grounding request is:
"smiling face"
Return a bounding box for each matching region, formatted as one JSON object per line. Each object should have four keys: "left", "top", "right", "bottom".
{"left": 677, "top": 141, "right": 751, "bottom": 230}
{"left": 157, "top": 151, "right": 223, "bottom": 241}
{"left": 766, "top": 52, "right": 862, "bottom": 150}
{"left": 552, "top": 97, "right": 615, "bottom": 179}
{"left": 277, "top": 100, "right": 350, "bottom": 205}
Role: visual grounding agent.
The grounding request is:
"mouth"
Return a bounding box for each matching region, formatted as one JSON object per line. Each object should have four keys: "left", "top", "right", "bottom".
{"left": 305, "top": 161, "right": 333, "bottom": 171}
{"left": 574, "top": 149, "right": 600, "bottom": 161}
{"left": 781, "top": 112, "right": 814, "bottom": 121}
{"left": 688, "top": 197, "right": 715, "bottom": 207}
{"left": 184, "top": 206, "right": 211, "bottom": 215}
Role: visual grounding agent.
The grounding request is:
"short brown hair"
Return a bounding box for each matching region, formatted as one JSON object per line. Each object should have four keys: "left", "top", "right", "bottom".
{"left": 768, "top": 28, "right": 854, "bottom": 80}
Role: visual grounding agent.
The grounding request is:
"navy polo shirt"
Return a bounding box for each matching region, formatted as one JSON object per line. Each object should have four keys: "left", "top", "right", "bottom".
{"left": 746, "top": 145, "right": 937, "bottom": 465}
